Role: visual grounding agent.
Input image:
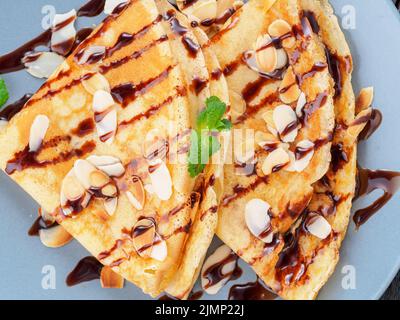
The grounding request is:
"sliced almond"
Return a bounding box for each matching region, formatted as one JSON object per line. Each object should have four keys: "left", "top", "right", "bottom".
{"left": 100, "top": 266, "right": 124, "bottom": 288}
{"left": 60, "top": 168, "right": 91, "bottom": 216}
{"left": 87, "top": 155, "right": 125, "bottom": 177}
{"left": 189, "top": 0, "right": 218, "bottom": 21}
{"left": 255, "top": 131, "right": 278, "bottom": 146}
{"left": 279, "top": 67, "right": 301, "bottom": 104}
{"left": 254, "top": 34, "right": 277, "bottom": 74}
{"left": 90, "top": 170, "right": 110, "bottom": 189}
{"left": 306, "top": 213, "right": 332, "bottom": 239}
{"left": 29, "top": 115, "right": 49, "bottom": 152}
{"left": 148, "top": 159, "right": 172, "bottom": 201}
{"left": 104, "top": 197, "right": 118, "bottom": 216}
{"left": 101, "top": 184, "right": 118, "bottom": 198}
{"left": 273, "top": 104, "right": 298, "bottom": 142}
{"left": 201, "top": 244, "right": 236, "bottom": 295}
{"left": 268, "top": 19, "right": 295, "bottom": 48}
{"left": 93, "top": 90, "right": 115, "bottom": 113}
{"left": 104, "top": 0, "right": 128, "bottom": 15}
{"left": 51, "top": 10, "right": 77, "bottom": 56}
{"left": 356, "top": 87, "right": 374, "bottom": 113}
{"left": 82, "top": 73, "right": 110, "bottom": 95}
{"left": 73, "top": 159, "right": 98, "bottom": 190}
{"left": 39, "top": 225, "right": 73, "bottom": 248}
{"left": 276, "top": 49, "right": 288, "bottom": 70}
{"left": 132, "top": 218, "right": 156, "bottom": 258}
{"left": 296, "top": 91, "right": 307, "bottom": 118}
{"left": 245, "top": 198, "right": 273, "bottom": 243}
{"left": 293, "top": 140, "right": 315, "bottom": 172}
{"left": 76, "top": 45, "right": 106, "bottom": 65}
{"left": 126, "top": 175, "right": 145, "bottom": 210}
{"left": 151, "top": 233, "right": 168, "bottom": 262}
{"left": 22, "top": 52, "right": 65, "bottom": 79}
{"left": 261, "top": 147, "right": 290, "bottom": 175}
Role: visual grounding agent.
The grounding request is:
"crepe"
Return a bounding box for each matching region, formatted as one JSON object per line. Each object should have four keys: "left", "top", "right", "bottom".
{"left": 208, "top": 0, "right": 342, "bottom": 298}
{"left": 153, "top": 0, "right": 231, "bottom": 299}
{"left": 267, "top": 0, "right": 372, "bottom": 299}
{"left": 0, "top": 0, "right": 212, "bottom": 297}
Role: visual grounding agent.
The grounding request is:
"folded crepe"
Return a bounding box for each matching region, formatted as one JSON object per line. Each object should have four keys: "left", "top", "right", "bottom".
{"left": 206, "top": 0, "right": 371, "bottom": 299}
{"left": 207, "top": 0, "right": 341, "bottom": 298}
{"left": 0, "top": 0, "right": 224, "bottom": 297}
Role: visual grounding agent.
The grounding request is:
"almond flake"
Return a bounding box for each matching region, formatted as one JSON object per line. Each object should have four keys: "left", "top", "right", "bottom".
{"left": 132, "top": 218, "right": 156, "bottom": 259}
{"left": 356, "top": 87, "right": 374, "bottom": 112}
{"left": 82, "top": 73, "right": 110, "bottom": 95}
{"left": 245, "top": 199, "right": 273, "bottom": 243}
{"left": 306, "top": 213, "right": 332, "bottom": 239}
{"left": 76, "top": 45, "right": 106, "bottom": 65}
{"left": 39, "top": 225, "right": 73, "bottom": 248}
{"left": 51, "top": 10, "right": 77, "bottom": 56}
{"left": 104, "top": 197, "right": 118, "bottom": 216}
{"left": 87, "top": 155, "right": 125, "bottom": 177}
{"left": 261, "top": 147, "right": 290, "bottom": 175}
{"left": 268, "top": 19, "right": 295, "bottom": 48}
{"left": 254, "top": 34, "right": 277, "bottom": 74}
{"left": 126, "top": 175, "right": 145, "bottom": 210}
{"left": 29, "top": 115, "right": 49, "bottom": 152}
{"left": 273, "top": 104, "right": 298, "bottom": 142}
{"left": 150, "top": 233, "right": 168, "bottom": 262}
{"left": 100, "top": 266, "right": 124, "bottom": 288}
{"left": 296, "top": 91, "right": 307, "bottom": 117}
{"left": 22, "top": 52, "right": 65, "bottom": 79}
{"left": 279, "top": 67, "right": 301, "bottom": 104}
{"left": 104, "top": 0, "right": 128, "bottom": 15}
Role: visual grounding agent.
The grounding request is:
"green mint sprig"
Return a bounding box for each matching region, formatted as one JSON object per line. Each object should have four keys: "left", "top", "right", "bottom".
{"left": 188, "top": 96, "right": 232, "bottom": 178}
{"left": 0, "top": 78, "right": 9, "bottom": 108}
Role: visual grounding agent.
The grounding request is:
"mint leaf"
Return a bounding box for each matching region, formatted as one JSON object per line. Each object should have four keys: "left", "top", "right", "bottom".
{"left": 0, "top": 78, "right": 9, "bottom": 108}
{"left": 188, "top": 96, "right": 231, "bottom": 177}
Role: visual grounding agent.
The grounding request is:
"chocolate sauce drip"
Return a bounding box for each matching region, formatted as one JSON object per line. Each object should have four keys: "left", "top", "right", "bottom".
{"left": 236, "top": 91, "right": 280, "bottom": 124}
{"left": 0, "top": 94, "right": 32, "bottom": 121}
{"left": 0, "top": 29, "right": 52, "bottom": 74}
{"left": 111, "top": 66, "right": 173, "bottom": 107}
{"left": 203, "top": 251, "right": 238, "bottom": 290}
{"left": 191, "top": 77, "right": 208, "bottom": 95}
{"left": 5, "top": 140, "right": 95, "bottom": 175}
{"left": 359, "top": 109, "right": 383, "bottom": 141}
{"left": 234, "top": 161, "right": 257, "bottom": 177}
{"left": 28, "top": 216, "right": 58, "bottom": 236}
{"left": 188, "top": 290, "right": 204, "bottom": 300}
{"left": 275, "top": 227, "right": 305, "bottom": 286}
{"left": 325, "top": 48, "right": 343, "bottom": 98}
{"left": 241, "top": 77, "right": 272, "bottom": 103}
{"left": 331, "top": 143, "right": 349, "bottom": 172}
{"left": 77, "top": 0, "right": 106, "bottom": 17}
{"left": 71, "top": 118, "right": 95, "bottom": 137}
{"left": 302, "top": 11, "right": 320, "bottom": 34}
{"left": 181, "top": 0, "right": 199, "bottom": 9}
{"left": 211, "top": 68, "right": 222, "bottom": 80}
{"left": 163, "top": 10, "right": 188, "bottom": 36}
{"left": 222, "top": 177, "right": 268, "bottom": 207}
{"left": 66, "top": 256, "right": 103, "bottom": 287}
{"left": 182, "top": 36, "right": 200, "bottom": 58}
{"left": 300, "top": 91, "right": 328, "bottom": 125}
{"left": 297, "top": 62, "right": 327, "bottom": 86}
{"left": 228, "top": 277, "right": 277, "bottom": 300}
{"left": 223, "top": 56, "right": 242, "bottom": 77}
{"left": 353, "top": 167, "right": 400, "bottom": 228}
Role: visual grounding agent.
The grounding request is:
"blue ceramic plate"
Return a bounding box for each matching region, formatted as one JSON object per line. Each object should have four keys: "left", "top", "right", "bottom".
{"left": 0, "top": 0, "right": 399, "bottom": 300}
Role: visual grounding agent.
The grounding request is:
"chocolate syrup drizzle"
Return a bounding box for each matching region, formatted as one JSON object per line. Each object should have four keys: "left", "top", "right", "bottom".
{"left": 66, "top": 256, "right": 103, "bottom": 287}
{"left": 228, "top": 277, "right": 277, "bottom": 300}
{"left": 0, "top": 94, "right": 32, "bottom": 121}
{"left": 28, "top": 215, "right": 58, "bottom": 236}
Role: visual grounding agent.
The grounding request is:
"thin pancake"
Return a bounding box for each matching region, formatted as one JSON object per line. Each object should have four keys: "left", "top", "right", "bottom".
{"left": 156, "top": 0, "right": 231, "bottom": 299}
{"left": 210, "top": 0, "right": 336, "bottom": 295}
{"left": 267, "top": 0, "right": 372, "bottom": 299}
{"left": 0, "top": 0, "right": 201, "bottom": 297}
